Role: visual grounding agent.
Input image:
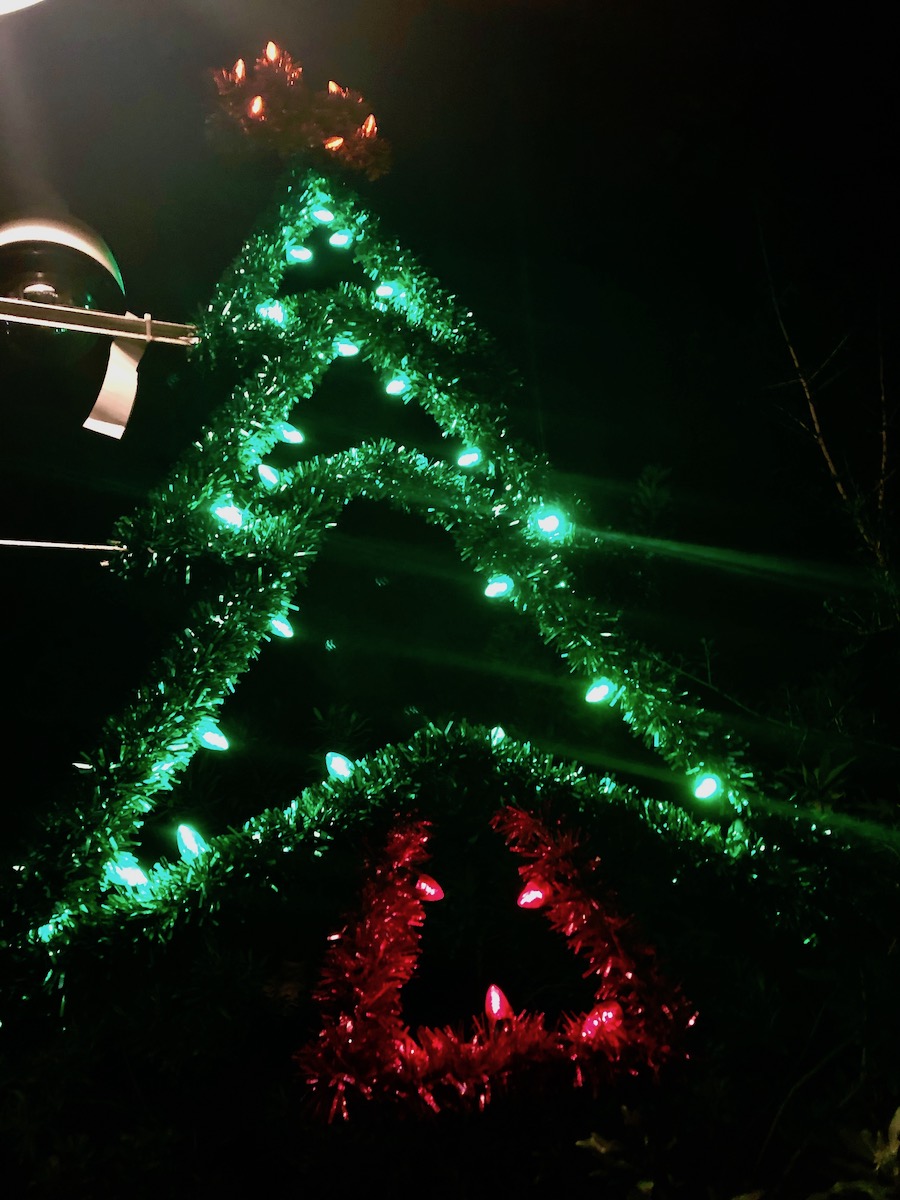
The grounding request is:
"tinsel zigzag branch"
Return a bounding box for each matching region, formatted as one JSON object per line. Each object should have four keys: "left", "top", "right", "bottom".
{"left": 20, "top": 722, "right": 839, "bottom": 969}
{"left": 119, "top": 166, "right": 774, "bottom": 814}
{"left": 115, "top": 430, "right": 763, "bottom": 821}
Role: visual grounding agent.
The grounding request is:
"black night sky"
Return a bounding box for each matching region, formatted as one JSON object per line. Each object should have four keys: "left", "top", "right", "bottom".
{"left": 1, "top": 3, "right": 899, "bottom": 1195}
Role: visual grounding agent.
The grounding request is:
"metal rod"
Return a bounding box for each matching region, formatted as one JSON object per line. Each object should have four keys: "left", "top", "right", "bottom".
{"left": 0, "top": 539, "right": 127, "bottom": 552}
{"left": 0, "top": 296, "right": 199, "bottom": 346}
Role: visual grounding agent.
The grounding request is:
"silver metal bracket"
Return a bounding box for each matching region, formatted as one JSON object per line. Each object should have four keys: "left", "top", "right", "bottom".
{"left": 0, "top": 295, "right": 199, "bottom": 346}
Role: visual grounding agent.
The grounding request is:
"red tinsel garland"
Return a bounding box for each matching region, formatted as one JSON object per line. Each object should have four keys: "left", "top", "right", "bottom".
{"left": 296, "top": 808, "right": 696, "bottom": 1119}
{"left": 210, "top": 42, "right": 391, "bottom": 179}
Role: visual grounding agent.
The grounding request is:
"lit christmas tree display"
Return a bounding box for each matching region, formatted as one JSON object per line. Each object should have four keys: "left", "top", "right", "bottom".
{"left": 2, "top": 38, "right": 899, "bottom": 1199}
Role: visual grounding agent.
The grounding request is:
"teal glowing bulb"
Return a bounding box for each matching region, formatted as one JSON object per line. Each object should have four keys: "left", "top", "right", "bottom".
{"left": 255, "top": 300, "right": 285, "bottom": 325}
{"left": 489, "top": 725, "right": 506, "bottom": 746}
{"left": 334, "top": 339, "right": 360, "bottom": 357}
{"left": 533, "top": 505, "right": 568, "bottom": 539}
{"left": 694, "top": 773, "right": 722, "bottom": 800}
{"left": 585, "top": 680, "right": 613, "bottom": 704}
{"left": 258, "top": 464, "right": 280, "bottom": 487}
{"left": 328, "top": 230, "right": 353, "bottom": 248}
{"left": 269, "top": 615, "right": 294, "bottom": 638}
{"left": 213, "top": 502, "right": 244, "bottom": 528}
{"left": 457, "top": 448, "right": 483, "bottom": 468}
{"left": 107, "top": 853, "right": 148, "bottom": 889}
{"left": 197, "top": 719, "right": 228, "bottom": 752}
{"left": 117, "top": 864, "right": 147, "bottom": 887}
{"left": 311, "top": 207, "right": 335, "bottom": 223}
{"left": 375, "top": 281, "right": 397, "bottom": 297}
{"left": 384, "top": 373, "right": 410, "bottom": 396}
{"left": 176, "top": 824, "right": 209, "bottom": 862}
{"left": 325, "top": 751, "right": 354, "bottom": 781}
{"left": 484, "top": 574, "right": 514, "bottom": 598}
{"left": 275, "top": 421, "right": 304, "bottom": 445}
{"left": 286, "top": 244, "right": 313, "bottom": 263}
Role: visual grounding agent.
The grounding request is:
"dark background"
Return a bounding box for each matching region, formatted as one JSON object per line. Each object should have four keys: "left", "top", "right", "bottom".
{"left": 0, "top": 0, "right": 897, "bottom": 840}
{"left": 1, "top": 5, "right": 899, "bottom": 1196}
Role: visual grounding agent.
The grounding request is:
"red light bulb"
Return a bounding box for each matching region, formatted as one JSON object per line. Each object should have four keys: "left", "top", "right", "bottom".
{"left": 485, "top": 984, "right": 513, "bottom": 1021}
{"left": 415, "top": 874, "right": 444, "bottom": 902}
{"left": 517, "top": 878, "right": 550, "bottom": 909}
{"left": 581, "top": 1000, "right": 623, "bottom": 1040}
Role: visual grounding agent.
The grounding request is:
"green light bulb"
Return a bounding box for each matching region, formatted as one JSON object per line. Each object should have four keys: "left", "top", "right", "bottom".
{"left": 694, "top": 773, "right": 722, "bottom": 800}
{"left": 334, "top": 339, "right": 360, "bottom": 357}
{"left": 384, "top": 373, "right": 410, "bottom": 396}
{"left": 269, "top": 615, "right": 294, "bottom": 638}
{"left": 585, "top": 680, "right": 613, "bottom": 704}
{"left": 325, "top": 751, "right": 354, "bottom": 781}
{"left": 275, "top": 421, "right": 304, "bottom": 445}
{"left": 328, "top": 230, "right": 353, "bottom": 248}
{"left": 255, "top": 300, "right": 285, "bottom": 325}
{"left": 375, "top": 281, "right": 397, "bottom": 298}
{"left": 176, "top": 824, "right": 209, "bottom": 862}
{"left": 212, "top": 502, "right": 244, "bottom": 528}
{"left": 457, "top": 448, "right": 483, "bottom": 468}
{"left": 286, "top": 244, "right": 313, "bottom": 263}
{"left": 533, "top": 505, "right": 568, "bottom": 539}
{"left": 312, "top": 207, "right": 335, "bottom": 223}
{"left": 106, "top": 852, "right": 148, "bottom": 889}
{"left": 484, "top": 574, "right": 514, "bottom": 598}
{"left": 258, "top": 464, "right": 280, "bottom": 487}
{"left": 490, "top": 726, "right": 506, "bottom": 746}
{"left": 197, "top": 719, "right": 228, "bottom": 752}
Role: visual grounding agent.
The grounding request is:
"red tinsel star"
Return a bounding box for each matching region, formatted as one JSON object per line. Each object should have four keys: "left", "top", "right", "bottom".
{"left": 210, "top": 42, "right": 391, "bottom": 179}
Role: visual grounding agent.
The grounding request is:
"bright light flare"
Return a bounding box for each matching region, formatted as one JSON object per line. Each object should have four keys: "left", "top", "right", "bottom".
{"left": 0, "top": 1, "right": 47, "bottom": 14}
